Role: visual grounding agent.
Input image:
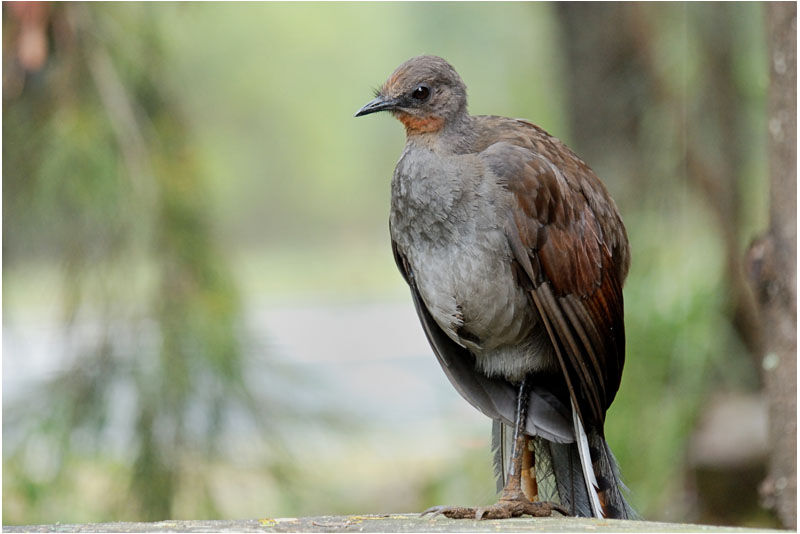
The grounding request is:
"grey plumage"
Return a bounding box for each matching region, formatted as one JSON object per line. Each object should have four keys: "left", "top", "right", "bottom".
{"left": 403, "top": 275, "right": 574, "bottom": 444}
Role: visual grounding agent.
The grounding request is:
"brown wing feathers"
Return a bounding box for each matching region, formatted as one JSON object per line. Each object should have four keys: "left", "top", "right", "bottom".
{"left": 487, "top": 124, "right": 628, "bottom": 430}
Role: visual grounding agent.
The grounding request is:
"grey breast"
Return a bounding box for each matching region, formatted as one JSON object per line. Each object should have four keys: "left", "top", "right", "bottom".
{"left": 390, "top": 144, "right": 553, "bottom": 382}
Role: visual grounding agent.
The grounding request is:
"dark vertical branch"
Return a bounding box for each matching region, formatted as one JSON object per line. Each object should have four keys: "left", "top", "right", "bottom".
{"left": 747, "top": 3, "right": 797, "bottom": 529}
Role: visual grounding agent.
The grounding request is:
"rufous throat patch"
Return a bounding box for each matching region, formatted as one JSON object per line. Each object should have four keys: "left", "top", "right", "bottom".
{"left": 394, "top": 111, "right": 444, "bottom": 135}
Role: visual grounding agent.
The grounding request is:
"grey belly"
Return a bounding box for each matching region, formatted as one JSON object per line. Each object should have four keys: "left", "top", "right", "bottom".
{"left": 408, "top": 232, "right": 556, "bottom": 383}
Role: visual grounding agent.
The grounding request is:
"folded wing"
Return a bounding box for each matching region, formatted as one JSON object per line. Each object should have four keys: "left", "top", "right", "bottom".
{"left": 479, "top": 131, "right": 629, "bottom": 429}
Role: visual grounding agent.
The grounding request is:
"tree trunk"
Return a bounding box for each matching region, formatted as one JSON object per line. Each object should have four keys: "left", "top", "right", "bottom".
{"left": 747, "top": 3, "right": 797, "bottom": 529}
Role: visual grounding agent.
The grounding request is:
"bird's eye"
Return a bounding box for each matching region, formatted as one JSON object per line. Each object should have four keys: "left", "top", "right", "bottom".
{"left": 411, "top": 85, "right": 430, "bottom": 100}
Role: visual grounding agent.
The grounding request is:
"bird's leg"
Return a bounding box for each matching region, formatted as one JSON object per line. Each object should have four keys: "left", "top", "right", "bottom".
{"left": 521, "top": 440, "right": 538, "bottom": 500}
{"left": 495, "top": 376, "right": 533, "bottom": 501}
{"left": 472, "top": 377, "right": 569, "bottom": 519}
{"left": 421, "top": 377, "right": 570, "bottom": 520}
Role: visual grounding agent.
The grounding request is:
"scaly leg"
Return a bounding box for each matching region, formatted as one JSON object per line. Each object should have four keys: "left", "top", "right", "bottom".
{"left": 421, "top": 377, "right": 569, "bottom": 520}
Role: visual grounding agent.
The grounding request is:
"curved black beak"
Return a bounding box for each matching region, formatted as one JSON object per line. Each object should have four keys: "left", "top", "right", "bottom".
{"left": 354, "top": 95, "right": 401, "bottom": 117}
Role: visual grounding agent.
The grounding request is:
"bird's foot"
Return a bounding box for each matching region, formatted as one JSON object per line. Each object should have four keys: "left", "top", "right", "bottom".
{"left": 421, "top": 498, "right": 569, "bottom": 520}
{"left": 420, "top": 505, "right": 478, "bottom": 519}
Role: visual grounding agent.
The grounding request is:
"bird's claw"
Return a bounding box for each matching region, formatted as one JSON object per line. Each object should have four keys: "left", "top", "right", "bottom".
{"left": 420, "top": 505, "right": 480, "bottom": 519}
{"left": 419, "top": 505, "right": 444, "bottom": 518}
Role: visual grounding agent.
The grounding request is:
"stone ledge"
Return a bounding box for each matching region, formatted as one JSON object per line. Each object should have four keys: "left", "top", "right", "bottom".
{"left": 3, "top": 514, "right": 787, "bottom": 533}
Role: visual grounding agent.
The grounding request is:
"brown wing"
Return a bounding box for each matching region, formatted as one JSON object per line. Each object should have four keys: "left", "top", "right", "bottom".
{"left": 480, "top": 129, "right": 630, "bottom": 429}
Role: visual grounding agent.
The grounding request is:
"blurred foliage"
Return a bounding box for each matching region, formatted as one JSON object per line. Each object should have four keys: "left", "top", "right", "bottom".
{"left": 2, "top": 1, "right": 775, "bottom": 529}
{"left": 3, "top": 3, "right": 301, "bottom": 523}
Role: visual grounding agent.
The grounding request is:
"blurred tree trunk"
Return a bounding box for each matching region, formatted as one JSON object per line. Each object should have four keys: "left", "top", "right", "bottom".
{"left": 747, "top": 3, "right": 797, "bottom": 529}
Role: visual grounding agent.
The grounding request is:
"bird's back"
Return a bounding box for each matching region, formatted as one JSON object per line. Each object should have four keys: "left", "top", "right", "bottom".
{"left": 469, "top": 115, "right": 631, "bottom": 283}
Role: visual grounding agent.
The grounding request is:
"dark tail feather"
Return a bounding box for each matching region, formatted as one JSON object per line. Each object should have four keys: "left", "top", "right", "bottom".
{"left": 533, "top": 437, "right": 594, "bottom": 517}
{"left": 589, "top": 431, "right": 638, "bottom": 519}
{"left": 532, "top": 434, "right": 636, "bottom": 519}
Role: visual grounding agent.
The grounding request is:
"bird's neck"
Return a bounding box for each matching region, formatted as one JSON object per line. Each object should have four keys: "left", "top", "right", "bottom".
{"left": 402, "top": 113, "right": 475, "bottom": 153}
{"left": 395, "top": 111, "right": 446, "bottom": 136}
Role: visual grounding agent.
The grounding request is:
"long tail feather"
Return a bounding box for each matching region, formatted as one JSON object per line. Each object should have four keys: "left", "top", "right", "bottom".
{"left": 588, "top": 430, "right": 638, "bottom": 519}
{"left": 491, "top": 420, "right": 509, "bottom": 493}
{"left": 531, "top": 423, "right": 636, "bottom": 518}
{"left": 572, "top": 401, "right": 604, "bottom": 517}
{"left": 534, "top": 437, "right": 593, "bottom": 516}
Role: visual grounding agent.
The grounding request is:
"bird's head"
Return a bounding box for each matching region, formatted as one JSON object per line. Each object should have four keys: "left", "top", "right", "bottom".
{"left": 355, "top": 55, "right": 468, "bottom": 135}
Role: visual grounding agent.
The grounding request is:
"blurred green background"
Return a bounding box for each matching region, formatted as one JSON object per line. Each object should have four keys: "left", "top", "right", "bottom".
{"left": 3, "top": 1, "right": 778, "bottom": 528}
